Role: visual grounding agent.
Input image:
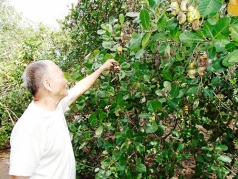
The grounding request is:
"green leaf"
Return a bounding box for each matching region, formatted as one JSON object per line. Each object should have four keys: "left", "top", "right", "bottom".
{"left": 156, "top": 123, "right": 165, "bottom": 136}
{"left": 121, "top": 62, "right": 131, "bottom": 69}
{"left": 97, "top": 30, "right": 106, "bottom": 35}
{"left": 135, "top": 49, "right": 144, "bottom": 59}
{"left": 159, "top": 42, "right": 167, "bottom": 54}
{"left": 126, "top": 129, "right": 134, "bottom": 138}
{"left": 140, "top": 9, "right": 150, "bottom": 30}
{"left": 163, "top": 81, "right": 171, "bottom": 91}
{"left": 139, "top": 113, "right": 152, "bottom": 118}
{"left": 102, "top": 41, "right": 115, "bottom": 49}
{"left": 217, "top": 155, "right": 232, "bottom": 163}
{"left": 202, "top": 17, "right": 230, "bottom": 40}
{"left": 212, "top": 39, "right": 230, "bottom": 52}
{"left": 129, "top": 33, "right": 144, "bottom": 50}
{"left": 95, "top": 126, "right": 103, "bottom": 138}
{"left": 143, "top": 75, "right": 150, "bottom": 82}
{"left": 101, "top": 24, "right": 107, "bottom": 30}
{"left": 203, "top": 88, "right": 214, "bottom": 99}
{"left": 198, "top": 0, "right": 223, "bottom": 17}
{"left": 215, "top": 144, "right": 228, "bottom": 151}
{"left": 135, "top": 142, "right": 145, "bottom": 153}
{"left": 170, "top": 27, "right": 181, "bottom": 40}
{"left": 104, "top": 53, "right": 115, "bottom": 60}
{"left": 231, "top": 17, "right": 238, "bottom": 25}
{"left": 177, "top": 89, "right": 185, "bottom": 98}
{"left": 116, "top": 159, "right": 127, "bottom": 171}
{"left": 202, "top": 146, "right": 213, "bottom": 151}
{"left": 119, "top": 14, "right": 125, "bottom": 24}
{"left": 211, "top": 58, "right": 225, "bottom": 71}
{"left": 170, "top": 83, "right": 180, "bottom": 98}
{"left": 174, "top": 66, "right": 185, "bottom": 76}
{"left": 99, "top": 112, "right": 107, "bottom": 121}
{"left": 179, "top": 32, "right": 204, "bottom": 43}
{"left": 89, "top": 112, "right": 98, "bottom": 127}
{"left": 222, "top": 49, "right": 238, "bottom": 67}
{"left": 157, "top": 15, "right": 167, "bottom": 31}
{"left": 208, "top": 46, "right": 216, "bottom": 58}
{"left": 225, "top": 42, "right": 238, "bottom": 52}
{"left": 230, "top": 24, "right": 238, "bottom": 42}
{"left": 169, "top": 167, "right": 175, "bottom": 178}
{"left": 166, "top": 19, "right": 178, "bottom": 30}
{"left": 201, "top": 21, "right": 213, "bottom": 39}
{"left": 116, "top": 92, "right": 125, "bottom": 107}
{"left": 177, "top": 143, "right": 185, "bottom": 151}
{"left": 213, "top": 17, "right": 230, "bottom": 39}
{"left": 162, "top": 70, "right": 173, "bottom": 81}
{"left": 186, "top": 86, "right": 199, "bottom": 94}
{"left": 146, "top": 100, "right": 162, "bottom": 113}
{"left": 101, "top": 82, "right": 110, "bottom": 90}
{"left": 136, "top": 174, "right": 143, "bottom": 179}
{"left": 149, "top": 0, "right": 160, "bottom": 9}
{"left": 101, "top": 34, "right": 110, "bottom": 41}
{"left": 151, "top": 33, "right": 167, "bottom": 42}
{"left": 136, "top": 159, "right": 146, "bottom": 173}
{"left": 146, "top": 121, "right": 158, "bottom": 133}
{"left": 196, "top": 155, "right": 204, "bottom": 163}
{"left": 167, "top": 98, "right": 180, "bottom": 109}
{"left": 142, "top": 33, "right": 151, "bottom": 49}
{"left": 105, "top": 24, "right": 113, "bottom": 33}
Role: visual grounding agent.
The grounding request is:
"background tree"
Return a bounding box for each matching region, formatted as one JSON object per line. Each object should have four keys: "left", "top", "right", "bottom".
{"left": 0, "top": 0, "right": 71, "bottom": 149}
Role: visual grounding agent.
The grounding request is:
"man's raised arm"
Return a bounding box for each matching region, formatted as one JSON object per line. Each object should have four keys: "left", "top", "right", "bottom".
{"left": 67, "top": 59, "right": 119, "bottom": 105}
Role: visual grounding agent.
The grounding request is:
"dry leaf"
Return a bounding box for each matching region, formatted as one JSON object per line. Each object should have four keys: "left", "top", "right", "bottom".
{"left": 228, "top": 0, "right": 238, "bottom": 16}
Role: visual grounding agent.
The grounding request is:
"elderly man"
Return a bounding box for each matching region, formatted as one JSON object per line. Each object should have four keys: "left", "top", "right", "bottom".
{"left": 9, "top": 59, "right": 119, "bottom": 179}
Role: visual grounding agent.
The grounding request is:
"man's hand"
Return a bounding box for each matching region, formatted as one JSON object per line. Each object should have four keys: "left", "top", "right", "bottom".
{"left": 100, "top": 59, "right": 120, "bottom": 72}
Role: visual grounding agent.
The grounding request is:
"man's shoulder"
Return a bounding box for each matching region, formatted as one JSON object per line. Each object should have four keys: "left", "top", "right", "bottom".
{"left": 59, "top": 91, "right": 72, "bottom": 113}
{"left": 12, "top": 102, "right": 56, "bottom": 135}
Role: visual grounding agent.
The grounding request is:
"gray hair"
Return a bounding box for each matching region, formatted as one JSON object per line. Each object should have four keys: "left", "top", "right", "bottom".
{"left": 22, "top": 60, "right": 51, "bottom": 96}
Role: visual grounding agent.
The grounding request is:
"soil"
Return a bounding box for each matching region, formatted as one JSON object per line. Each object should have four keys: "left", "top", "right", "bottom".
{"left": 0, "top": 147, "right": 10, "bottom": 179}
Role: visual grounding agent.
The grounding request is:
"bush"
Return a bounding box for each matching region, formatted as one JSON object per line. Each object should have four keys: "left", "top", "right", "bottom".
{"left": 65, "top": 0, "right": 238, "bottom": 178}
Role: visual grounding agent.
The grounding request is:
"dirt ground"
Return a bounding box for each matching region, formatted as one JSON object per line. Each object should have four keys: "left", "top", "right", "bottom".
{"left": 0, "top": 148, "right": 10, "bottom": 179}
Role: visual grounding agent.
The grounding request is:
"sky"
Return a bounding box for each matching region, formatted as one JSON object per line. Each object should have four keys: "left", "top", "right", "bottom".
{"left": 9, "top": 0, "right": 78, "bottom": 28}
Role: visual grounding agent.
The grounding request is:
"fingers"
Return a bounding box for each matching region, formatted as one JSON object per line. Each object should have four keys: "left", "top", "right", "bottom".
{"left": 100, "top": 59, "right": 121, "bottom": 72}
{"left": 108, "top": 59, "right": 119, "bottom": 65}
{"left": 111, "top": 61, "right": 121, "bottom": 73}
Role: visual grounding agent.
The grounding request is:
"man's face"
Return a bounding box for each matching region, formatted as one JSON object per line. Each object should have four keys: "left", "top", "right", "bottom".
{"left": 48, "top": 62, "right": 68, "bottom": 99}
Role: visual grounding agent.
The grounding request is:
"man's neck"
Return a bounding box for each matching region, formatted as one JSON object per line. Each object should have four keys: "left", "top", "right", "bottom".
{"left": 33, "top": 97, "right": 60, "bottom": 111}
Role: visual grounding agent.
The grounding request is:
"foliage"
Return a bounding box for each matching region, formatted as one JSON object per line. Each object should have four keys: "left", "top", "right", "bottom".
{"left": 60, "top": 0, "right": 140, "bottom": 72}
{"left": 65, "top": 0, "right": 238, "bottom": 178}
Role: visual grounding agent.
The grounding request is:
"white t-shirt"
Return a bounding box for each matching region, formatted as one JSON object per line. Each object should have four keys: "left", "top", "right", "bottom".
{"left": 9, "top": 94, "right": 76, "bottom": 179}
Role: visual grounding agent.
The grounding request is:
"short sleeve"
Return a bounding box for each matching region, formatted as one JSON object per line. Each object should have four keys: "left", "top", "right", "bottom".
{"left": 9, "top": 132, "right": 43, "bottom": 176}
{"left": 59, "top": 90, "right": 73, "bottom": 113}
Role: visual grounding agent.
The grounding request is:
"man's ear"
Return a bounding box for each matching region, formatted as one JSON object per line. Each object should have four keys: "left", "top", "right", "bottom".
{"left": 42, "top": 78, "right": 52, "bottom": 91}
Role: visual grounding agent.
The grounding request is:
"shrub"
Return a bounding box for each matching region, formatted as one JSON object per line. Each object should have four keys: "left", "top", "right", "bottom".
{"left": 65, "top": 0, "right": 238, "bottom": 178}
